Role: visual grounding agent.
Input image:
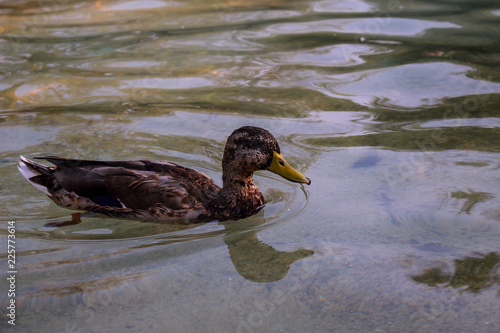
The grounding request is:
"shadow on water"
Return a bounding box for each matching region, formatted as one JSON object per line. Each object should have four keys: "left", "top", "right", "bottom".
{"left": 412, "top": 252, "right": 500, "bottom": 293}
{"left": 440, "top": 189, "right": 494, "bottom": 215}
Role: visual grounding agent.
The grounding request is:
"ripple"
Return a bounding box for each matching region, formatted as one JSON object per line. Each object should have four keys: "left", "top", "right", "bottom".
{"left": 419, "top": 117, "right": 500, "bottom": 129}
{"left": 122, "top": 77, "right": 213, "bottom": 90}
{"left": 266, "top": 18, "right": 461, "bottom": 37}
{"left": 312, "top": 0, "right": 375, "bottom": 13}
{"left": 104, "top": 0, "right": 178, "bottom": 11}
{"left": 333, "top": 62, "right": 500, "bottom": 108}
{"left": 265, "top": 44, "right": 391, "bottom": 67}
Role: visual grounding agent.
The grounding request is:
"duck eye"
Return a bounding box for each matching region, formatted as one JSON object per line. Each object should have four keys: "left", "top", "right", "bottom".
{"left": 279, "top": 159, "right": 285, "bottom": 167}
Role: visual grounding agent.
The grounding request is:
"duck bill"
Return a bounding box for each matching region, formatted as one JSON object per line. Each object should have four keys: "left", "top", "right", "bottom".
{"left": 267, "top": 151, "right": 311, "bottom": 185}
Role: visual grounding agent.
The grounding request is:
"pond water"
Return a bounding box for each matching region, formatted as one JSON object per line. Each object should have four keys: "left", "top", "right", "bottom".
{"left": 1, "top": 0, "right": 500, "bottom": 332}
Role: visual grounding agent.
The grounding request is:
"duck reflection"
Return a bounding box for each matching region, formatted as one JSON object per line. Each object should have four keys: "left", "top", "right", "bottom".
{"left": 222, "top": 218, "right": 314, "bottom": 283}
{"left": 44, "top": 210, "right": 314, "bottom": 283}
{"left": 412, "top": 252, "right": 500, "bottom": 293}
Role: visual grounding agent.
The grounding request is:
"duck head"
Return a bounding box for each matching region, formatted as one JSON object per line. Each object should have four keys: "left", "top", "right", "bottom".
{"left": 222, "top": 126, "right": 311, "bottom": 186}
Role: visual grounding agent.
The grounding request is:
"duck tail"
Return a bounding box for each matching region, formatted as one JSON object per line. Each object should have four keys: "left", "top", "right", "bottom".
{"left": 18, "top": 156, "right": 54, "bottom": 195}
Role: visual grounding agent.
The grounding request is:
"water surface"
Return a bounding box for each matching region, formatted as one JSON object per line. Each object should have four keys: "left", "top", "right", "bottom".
{"left": 1, "top": 0, "right": 500, "bottom": 332}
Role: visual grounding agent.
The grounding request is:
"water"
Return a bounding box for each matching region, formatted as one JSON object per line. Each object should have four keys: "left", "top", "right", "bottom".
{"left": 1, "top": 0, "right": 500, "bottom": 332}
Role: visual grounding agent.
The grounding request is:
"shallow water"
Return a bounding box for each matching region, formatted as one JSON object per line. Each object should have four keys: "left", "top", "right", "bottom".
{"left": 1, "top": 0, "right": 500, "bottom": 332}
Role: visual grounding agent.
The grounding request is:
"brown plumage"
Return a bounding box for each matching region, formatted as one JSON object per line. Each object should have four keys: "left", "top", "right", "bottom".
{"left": 18, "top": 126, "right": 310, "bottom": 223}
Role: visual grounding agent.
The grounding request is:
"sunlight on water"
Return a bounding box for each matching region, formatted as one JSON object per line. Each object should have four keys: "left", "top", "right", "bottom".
{"left": 1, "top": 0, "right": 499, "bottom": 332}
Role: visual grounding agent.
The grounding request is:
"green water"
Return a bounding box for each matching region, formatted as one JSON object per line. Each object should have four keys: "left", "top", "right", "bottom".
{"left": 1, "top": 0, "right": 500, "bottom": 332}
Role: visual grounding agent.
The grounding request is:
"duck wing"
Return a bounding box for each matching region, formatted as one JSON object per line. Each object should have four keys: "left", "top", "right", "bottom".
{"left": 102, "top": 169, "right": 200, "bottom": 210}
{"left": 31, "top": 156, "right": 220, "bottom": 211}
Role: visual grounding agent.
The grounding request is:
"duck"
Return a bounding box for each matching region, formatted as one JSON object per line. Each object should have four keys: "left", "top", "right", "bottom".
{"left": 18, "top": 126, "right": 310, "bottom": 223}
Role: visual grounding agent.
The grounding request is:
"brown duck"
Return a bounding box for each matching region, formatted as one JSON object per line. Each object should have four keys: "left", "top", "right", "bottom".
{"left": 18, "top": 126, "right": 310, "bottom": 223}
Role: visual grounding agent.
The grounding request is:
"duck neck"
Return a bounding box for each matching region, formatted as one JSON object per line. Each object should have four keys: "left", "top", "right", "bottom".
{"left": 222, "top": 169, "right": 253, "bottom": 190}
{"left": 216, "top": 169, "right": 264, "bottom": 219}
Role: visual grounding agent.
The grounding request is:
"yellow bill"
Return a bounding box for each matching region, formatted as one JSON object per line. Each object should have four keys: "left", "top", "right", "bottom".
{"left": 267, "top": 151, "right": 311, "bottom": 185}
